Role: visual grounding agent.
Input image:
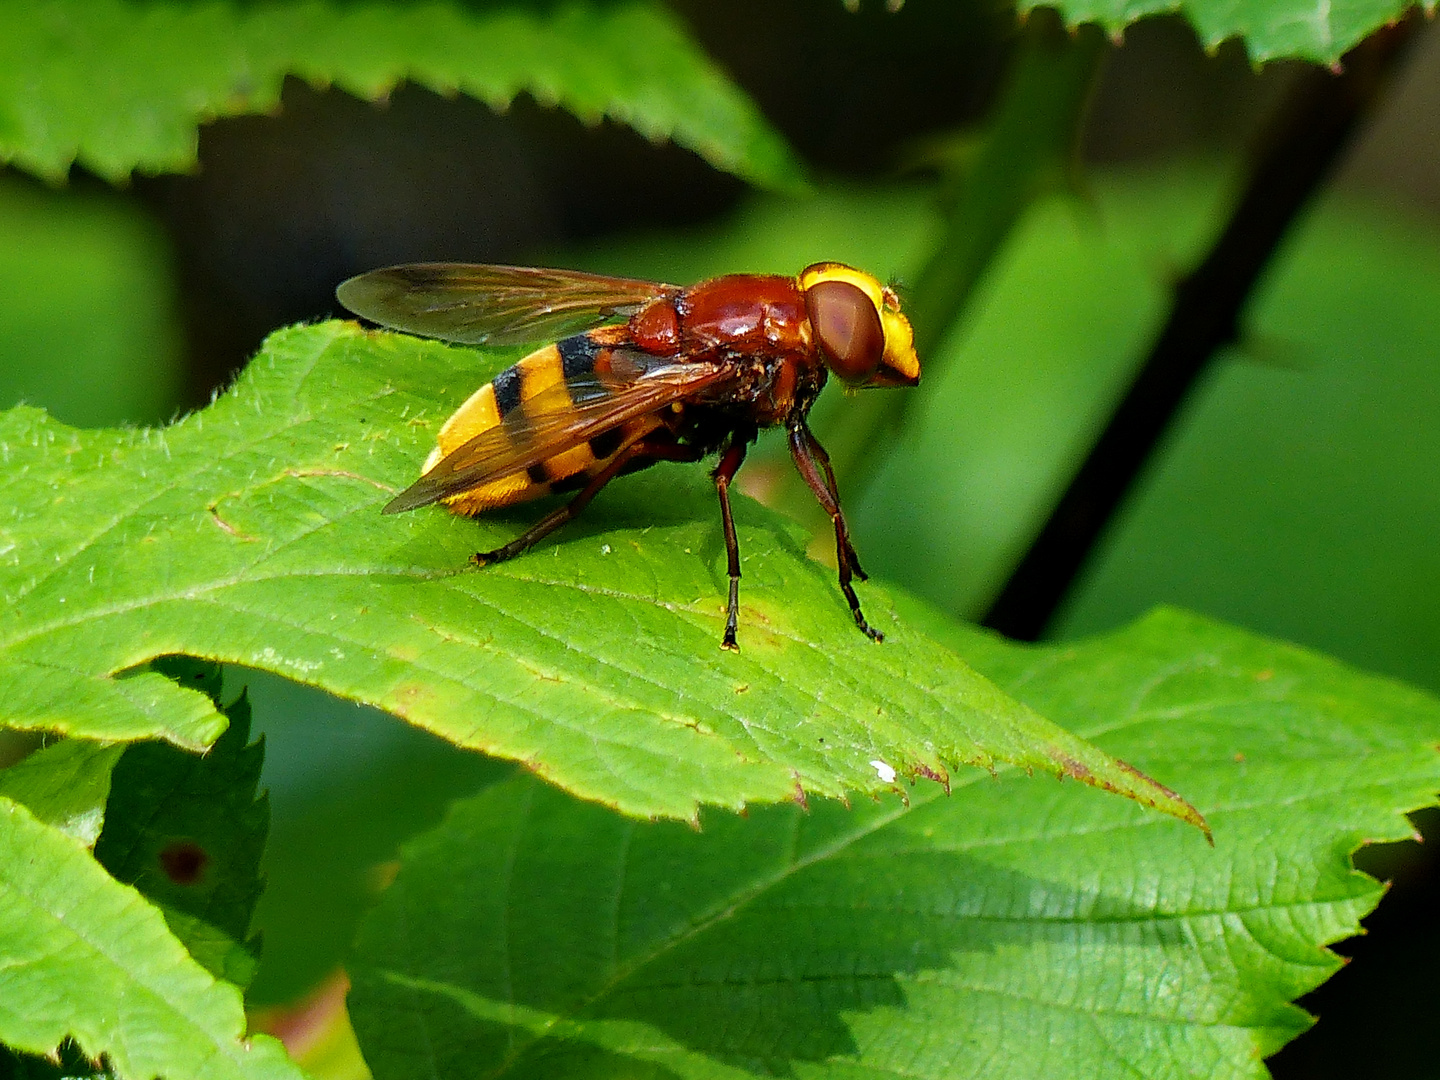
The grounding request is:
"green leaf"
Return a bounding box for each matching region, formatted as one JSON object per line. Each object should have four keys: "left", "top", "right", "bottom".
{"left": 0, "top": 738, "right": 124, "bottom": 847}
{"left": 95, "top": 678, "right": 269, "bottom": 989}
{"left": 0, "top": 796, "right": 307, "bottom": 1080}
{"left": 1030, "top": 0, "right": 1414, "bottom": 63}
{"left": 347, "top": 606, "right": 1440, "bottom": 1080}
{"left": 0, "top": 660, "right": 226, "bottom": 749}
{"left": 0, "top": 0, "right": 803, "bottom": 190}
{"left": 0, "top": 320, "right": 1202, "bottom": 831}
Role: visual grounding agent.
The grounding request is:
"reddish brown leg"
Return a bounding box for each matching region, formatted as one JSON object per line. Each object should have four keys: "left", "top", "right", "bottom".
{"left": 473, "top": 436, "right": 702, "bottom": 566}
{"left": 787, "top": 420, "right": 882, "bottom": 642}
{"left": 712, "top": 439, "right": 749, "bottom": 650}
{"left": 796, "top": 423, "right": 867, "bottom": 581}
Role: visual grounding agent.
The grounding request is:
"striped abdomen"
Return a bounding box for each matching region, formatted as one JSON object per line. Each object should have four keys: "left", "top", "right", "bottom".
{"left": 426, "top": 332, "right": 660, "bottom": 515}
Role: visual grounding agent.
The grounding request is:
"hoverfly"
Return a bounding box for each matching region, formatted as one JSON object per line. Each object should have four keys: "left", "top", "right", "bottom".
{"left": 336, "top": 261, "right": 920, "bottom": 649}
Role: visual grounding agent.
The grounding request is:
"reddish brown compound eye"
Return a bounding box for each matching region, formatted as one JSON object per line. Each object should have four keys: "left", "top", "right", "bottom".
{"left": 805, "top": 279, "right": 884, "bottom": 382}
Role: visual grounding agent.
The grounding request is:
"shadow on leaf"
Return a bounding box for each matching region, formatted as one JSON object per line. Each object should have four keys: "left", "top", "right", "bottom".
{"left": 348, "top": 771, "right": 1193, "bottom": 1078}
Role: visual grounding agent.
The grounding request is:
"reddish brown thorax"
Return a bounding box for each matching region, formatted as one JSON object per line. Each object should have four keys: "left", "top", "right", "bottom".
{"left": 627, "top": 297, "right": 681, "bottom": 354}
{"left": 629, "top": 275, "right": 810, "bottom": 360}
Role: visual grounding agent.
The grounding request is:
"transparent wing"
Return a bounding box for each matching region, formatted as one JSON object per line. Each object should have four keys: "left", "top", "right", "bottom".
{"left": 383, "top": 351, "right": 734, "bottom": 513}
{"left": 336, "top": 263, "right": 678, "bottom": 346}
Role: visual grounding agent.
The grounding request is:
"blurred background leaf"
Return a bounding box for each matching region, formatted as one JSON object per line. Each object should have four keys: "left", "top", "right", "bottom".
{"left": 240, "top": 671, "right": 509, "bottom": 1004}
{"left": 1033, "top": 0, "right": 1414, "bottom": 62}
{"left": 0, "top": 0, "right": 803, "bottom": 191}
{"left": 1052, "top": 193, "right": 1440, "bottom": 691}
{"left": 0, "top": 174, "right": 183, "bottom": 427}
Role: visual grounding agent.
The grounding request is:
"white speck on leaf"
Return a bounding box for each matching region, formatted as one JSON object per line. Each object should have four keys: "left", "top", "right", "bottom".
{"left": 259, "top": 646, "right": 321, "bottom": 674}
{"left": 870, "top": 759, "right": 897, "bottom": 784}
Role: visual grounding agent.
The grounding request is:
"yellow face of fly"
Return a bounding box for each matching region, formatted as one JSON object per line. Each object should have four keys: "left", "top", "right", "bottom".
{"left": 798, "top": 262, "right": 920, "bottom": 387}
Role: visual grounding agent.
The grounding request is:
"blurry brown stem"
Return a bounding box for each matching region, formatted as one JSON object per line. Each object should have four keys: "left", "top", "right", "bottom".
{"left": 981, "top": 17, "right": 1422, "bottom": 641}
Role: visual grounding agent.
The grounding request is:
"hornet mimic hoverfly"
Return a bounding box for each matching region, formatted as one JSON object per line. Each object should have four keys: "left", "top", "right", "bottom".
{"left": 337, "top": 262, "right": 921, "bottom": 649}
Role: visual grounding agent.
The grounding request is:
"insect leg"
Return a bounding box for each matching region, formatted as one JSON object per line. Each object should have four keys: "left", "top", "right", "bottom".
{"left": 786, "top": 420, "right": 883, "bottom": 642}
{"left": 794, "top": 423, "right": 867, "bottom": 581}
{"left": 473, "top": 436, "right": 702, "bottom": 567}
{"left": 712, "top": 440, "right": 749, "bottom": 651}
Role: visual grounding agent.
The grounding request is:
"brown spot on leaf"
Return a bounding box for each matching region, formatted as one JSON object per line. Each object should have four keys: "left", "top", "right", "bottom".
{"left": 914, "top": 762, "right": 951, "bottom": 794}
{"left": 1056, "top": 753, "right": 1095, "bottom": 782}
{"left": 159, "top": 840, "right": 208, "bottom": 885}
{"left": 207, "top": 503, "right": 257, "bottom": 540}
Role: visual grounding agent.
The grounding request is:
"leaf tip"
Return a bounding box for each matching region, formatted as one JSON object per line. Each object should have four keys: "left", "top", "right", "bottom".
{"left": 1058, "top": 751, "right": 1212, "bottom": 840}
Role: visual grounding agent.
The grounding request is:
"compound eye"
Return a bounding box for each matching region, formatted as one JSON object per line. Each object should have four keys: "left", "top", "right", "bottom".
{"left": 805, "top": 279, "right": 884, "bottom": 382}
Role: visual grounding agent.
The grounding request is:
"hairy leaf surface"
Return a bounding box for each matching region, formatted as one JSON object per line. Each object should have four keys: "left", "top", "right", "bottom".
{"left": 0, "top": 320, "right": 1202, "bottom": 829}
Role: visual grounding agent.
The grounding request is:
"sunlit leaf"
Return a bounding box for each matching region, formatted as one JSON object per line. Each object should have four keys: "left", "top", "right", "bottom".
{"left": 0, "top": 320, "right": 1202, "bottom": 831}
{"left": 0, "top": 738, "right": 123, "bottom": 847}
